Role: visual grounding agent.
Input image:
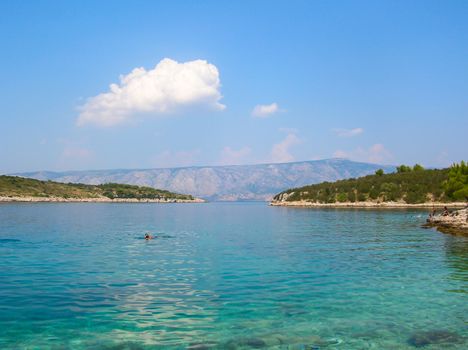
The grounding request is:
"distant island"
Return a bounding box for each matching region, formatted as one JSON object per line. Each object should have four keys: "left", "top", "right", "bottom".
{"left": 0, "top": 176, "right": 203, "bottom": 203}
{"left": 271, "top": 162, "right": 468, "bottom": 208}
{"left": 12, "top": 159, "right": 396, "bottom": 201}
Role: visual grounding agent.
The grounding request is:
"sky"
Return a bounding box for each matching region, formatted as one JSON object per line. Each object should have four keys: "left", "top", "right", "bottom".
{"left": 1, "top": 0, "right": 467, "bottom": 173}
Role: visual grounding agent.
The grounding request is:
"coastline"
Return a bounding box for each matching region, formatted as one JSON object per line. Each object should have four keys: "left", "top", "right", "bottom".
{"left": 0, "top": 196, "right": 205, "bottom": 203}
{"left": 269, "top": 200, "right": 466, "bottom": 208}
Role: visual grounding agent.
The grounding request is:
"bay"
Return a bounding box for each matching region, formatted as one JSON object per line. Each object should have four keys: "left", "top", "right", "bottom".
{"left": 0, "top": 202, "right": 466, "bottom": 349}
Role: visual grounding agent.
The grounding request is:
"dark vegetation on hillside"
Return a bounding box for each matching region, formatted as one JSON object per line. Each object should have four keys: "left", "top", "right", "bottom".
{"left": 0, "top": 176, "right": 194, "bottom": 200}
{"left": 444, "top": 161, "right": 468, "bottom": 200}
{"left": 274, "top": 162, "right": 468, "bottom": 204}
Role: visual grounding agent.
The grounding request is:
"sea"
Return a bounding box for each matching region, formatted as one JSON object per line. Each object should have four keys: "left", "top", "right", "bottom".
{"left": 0, "top": 202, "right": 466, "bottom": 349}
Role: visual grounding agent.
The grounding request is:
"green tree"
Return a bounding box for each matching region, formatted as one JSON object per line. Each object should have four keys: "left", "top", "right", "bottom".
{"left": 413, "top": 164, "right": 425, "bottom": 171}
{"left": 444, "top": 161, "right": 468, "bottom": 200}
{"left": 375, "top": 169, "right": 384, "bottom": 176}
{"left": 357, "top": 193, "right": 367, "bottom": 202}
{"left": 336, "top": 192, "right": 347, "bottom": 202}
{"left": 369, "top": 186, "right": 380, "bottom": 200}
{"left": 381, "top": 182, "right": 399, "bottom": 201}
{"left": 347, "top": 190, "right": 356, "bottom": 202}
{"left": 396, "top": 165, "right": 412, "bottom": 173}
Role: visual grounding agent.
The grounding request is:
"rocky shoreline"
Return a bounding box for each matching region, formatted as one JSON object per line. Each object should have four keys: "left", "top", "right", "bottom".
{"left": 0, "top": 196, "right": 205, "bottom": 203}
{"left": 270, "top": 200, "right": 466, "bottom": 208}
{"left": 424, "top": 208, "right": 468, "bottom": 235}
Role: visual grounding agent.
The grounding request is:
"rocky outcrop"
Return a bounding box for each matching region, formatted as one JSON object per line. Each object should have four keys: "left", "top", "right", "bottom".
{"left": 425, "top": 208, "right": 468, "bottom": 235}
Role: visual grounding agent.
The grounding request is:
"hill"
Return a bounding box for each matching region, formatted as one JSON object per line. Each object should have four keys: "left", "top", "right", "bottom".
{"left": 0, "top": 176, "right": 196, "bottom": 202}
{"left": 272, "top": 162, "right": 468, "bottom": 205}
{"left": 12, "top": 159, "right": 396, "bottom": 201}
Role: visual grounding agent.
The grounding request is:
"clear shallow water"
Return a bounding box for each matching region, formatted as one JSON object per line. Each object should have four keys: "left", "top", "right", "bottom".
{"left": 0, "top": 202, "right": 466, "bottom": 350}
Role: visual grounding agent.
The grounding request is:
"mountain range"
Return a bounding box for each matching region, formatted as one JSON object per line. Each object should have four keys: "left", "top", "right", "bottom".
{"left": 13, "top": 159, "right": 395, "bottom": 201}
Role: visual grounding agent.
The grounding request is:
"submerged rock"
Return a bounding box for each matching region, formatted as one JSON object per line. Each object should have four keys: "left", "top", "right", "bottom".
{"left": 407, "top": 330, "right": 464, "bottom": 347}
{"left": 224, "top": 335, "right": 340, "bottom": 349}
{"left": 224, "top": 337, "right": 267, "bottom": 349}
{"left": 100, "top": 342, "right": 145, "bottom": 350}
{"left": 243, "top": 338, "right": 267, "bottom": 348}
{"left": 284, "top": 335, "right": 339, "bottom": 350}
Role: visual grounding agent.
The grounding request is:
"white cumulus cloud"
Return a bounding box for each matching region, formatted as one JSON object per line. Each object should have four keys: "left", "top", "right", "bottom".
{"left": 252, "top": 103, "right": 279, "bottom": 118}
{"left": 77, "top": 58, "right": 225, "bottom": 127}
{"left": 271, "top": 132, "right": 301, "bottom": 163}
{"left": 333, "top": 127, "right": 364, "bottom": 137}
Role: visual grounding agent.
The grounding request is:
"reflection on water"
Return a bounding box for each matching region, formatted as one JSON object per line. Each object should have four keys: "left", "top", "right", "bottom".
{"left": 0, "top": 203, "right": 466, "bottom": 349}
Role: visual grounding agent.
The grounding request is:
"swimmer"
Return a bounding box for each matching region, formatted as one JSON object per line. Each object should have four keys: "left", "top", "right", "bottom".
{"left": 144, "top": 233, "right": 154, "bottom": 240}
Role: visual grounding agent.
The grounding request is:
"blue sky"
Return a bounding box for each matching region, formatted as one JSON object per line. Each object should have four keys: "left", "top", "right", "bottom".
{"left": 1, "top": 0, "right": 467, "bottom": 173}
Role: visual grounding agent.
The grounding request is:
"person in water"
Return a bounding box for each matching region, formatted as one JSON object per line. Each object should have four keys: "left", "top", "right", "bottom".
{"left": 145, "top": 233, "right": 154, "bottom": 240}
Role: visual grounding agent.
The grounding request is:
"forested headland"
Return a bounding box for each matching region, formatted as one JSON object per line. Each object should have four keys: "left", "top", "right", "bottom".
{"left": 0, "top": 176, "right": 197, "bottom": 202}
{"left": 273, "top": 162, "right": 468, "bottom": 205}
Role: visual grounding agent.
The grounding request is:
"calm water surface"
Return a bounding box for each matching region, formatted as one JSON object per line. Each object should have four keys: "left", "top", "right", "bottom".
{"left": 0, "top": 202, "right": 466, "bottom": 349}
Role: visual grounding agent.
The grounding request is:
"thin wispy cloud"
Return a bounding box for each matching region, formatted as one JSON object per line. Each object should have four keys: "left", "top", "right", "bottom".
{"left": 57, "top": 138, "right": 93, "bottom": 160}
{"left": 252, "top": 103, "right": 280, "bottom": 118}
{"left": 278, "top": 127, "right": 298, "bottom": 133}
{"left": 271, "top": 132, "right": 301, "bottom": 163}
{"left": 77, "top": 58, "right": 225, "bottom": 127}
{"left": 57, "top": 143, "right": 94, "bottom": 170}
{"left": 62, "top": 146, "right": 92, "bottom": 159}
{"left": 333, "top": 143, "right": 393, "bottom": 164}
{"left": 333, "top": 127, "right": 364, "bottom": 137}
{"left": 150, "top": 149, "right": 201, "bottom": 168}
{"left": 220, "top": 146, "right": 252, "bottom": 165}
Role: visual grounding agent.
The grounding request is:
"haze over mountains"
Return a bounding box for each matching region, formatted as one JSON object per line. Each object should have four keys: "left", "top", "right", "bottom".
{"left": 14, "top": 159, "right": 395, "bottom": 201}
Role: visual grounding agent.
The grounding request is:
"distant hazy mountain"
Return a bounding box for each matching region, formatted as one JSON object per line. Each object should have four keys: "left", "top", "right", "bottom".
{"left": 14, "top": 159, "right": 395, "bottom": 201}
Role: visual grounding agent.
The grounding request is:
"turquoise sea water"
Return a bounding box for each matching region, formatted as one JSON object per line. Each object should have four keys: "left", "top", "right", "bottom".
{"left": 0, "top": 202, "right": 466, "bottom": 349}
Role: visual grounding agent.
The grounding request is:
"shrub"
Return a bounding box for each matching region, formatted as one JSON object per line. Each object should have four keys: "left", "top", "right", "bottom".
{"left": 337, "top": 193, "right": 347, "bottom": 202}
{"left": 444, "top": 161, "right": 468, "bottom": 200}
{"left": 375, "top": 169, "right": 384, "bottom": 176}
{"left": 413, "top": 164, "right": 425, "bottom": 171}
{"left": 397, "top": 165, "right": 412, "bottom": 173}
